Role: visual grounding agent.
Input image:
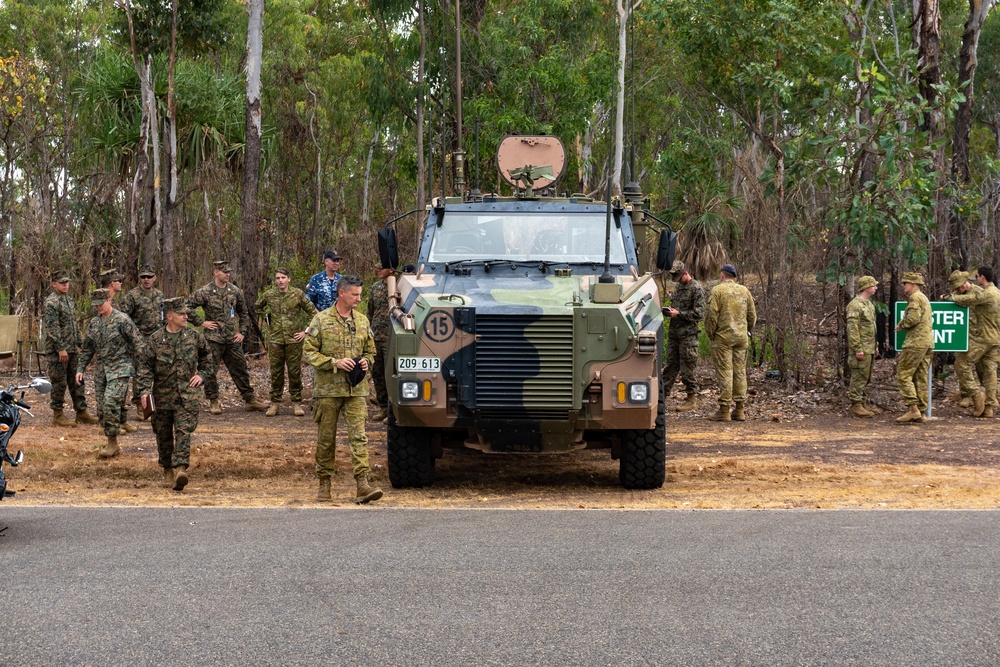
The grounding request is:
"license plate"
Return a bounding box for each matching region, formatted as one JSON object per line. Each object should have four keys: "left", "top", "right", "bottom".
{"left": 396, "top": 356, "right": 441, "bottom": 373}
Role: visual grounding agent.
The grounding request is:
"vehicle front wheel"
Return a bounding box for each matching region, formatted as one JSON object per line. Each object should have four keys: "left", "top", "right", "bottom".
{"left": 618, "top": 386, "right": 666, "bottom": 489}
{"left": 387, "top": 410, "right": 435, "bottom": 488}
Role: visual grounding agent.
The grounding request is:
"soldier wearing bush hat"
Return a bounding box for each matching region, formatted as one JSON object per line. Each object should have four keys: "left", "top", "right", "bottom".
{"left": 894, "top": 271, "right": 932, "bottom": 423}
{"left": 944, "top": 267, "right": 1000, "bottom": 417}
{"left": 662, "top": 260, "right": 706, "bottom": 412}
{"left": 846, "top": 275, "right": 879, "bottom": 417}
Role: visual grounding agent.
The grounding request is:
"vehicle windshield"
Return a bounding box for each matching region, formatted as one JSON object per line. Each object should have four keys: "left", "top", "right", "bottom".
{"left": 427, "top": 211, "right": 629, "bottom": 264}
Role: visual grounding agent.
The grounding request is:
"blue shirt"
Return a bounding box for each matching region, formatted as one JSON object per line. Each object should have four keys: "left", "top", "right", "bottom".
{"left": 305, "top": 271, "right": 341, "bottom": 311}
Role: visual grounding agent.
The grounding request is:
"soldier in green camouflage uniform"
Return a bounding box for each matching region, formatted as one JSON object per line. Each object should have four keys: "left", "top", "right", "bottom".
{"left": 846, "top": 275, "right": 879, "bottom": 417}
{"left": 704, "top": 264, "right": 757, "bottom": 422}
{"left": 96, "top": 268, "right": 136, "bottom": 432}
{"left": 256, "top": 267, "right": 316, "bottom": 417}
{"left": 304, "top": 276, "right": 383, "bottom": 504}
{"left": 76, "top": 289, "right": 147, "bottom": 458}
{"left": 366, "top": 267, "right": 394, "bottom": 422}
{"left": 894, "top": 271, "right": 933, "bottom": 423}
{"left": 137, "top": 297, "right": 214, "bottom": 491}
{"left": 944, "top": 267, "right": 1000, "bottom": 418}
{"left": 42, "top": 271, "right": 99, "bottom": 427}
{"left": 661, "top": 260, "right": 706, "bottom": 412}
{"left": 120, "top": 265, "right": 164, "bottom": 418}
{"left": 186, "top": 260, "right": 267, "bottom": 414}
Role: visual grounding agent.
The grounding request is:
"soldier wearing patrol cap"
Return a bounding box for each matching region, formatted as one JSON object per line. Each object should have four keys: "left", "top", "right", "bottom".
{"left": 186, "top": 260, "right": 268, "bottom": 414}
{"left": 137, "top": 297, "right": 214, "bottom": 491}
{"left": 943, "top": 267, "right": 1000, "bottom": 417}
{"left": 99, "top": 268, "right": 123, "bottom": 299}
{"left": 661, "top": 260, "right": 705, "bottom": 412}
{"left": 42, "top": 270, "right": 99, "bottom": 427}
{"left": 846, "top": 275, "right": 879, "bottom": 417}
{"left": 305, "top": 250, "right": 343, "bottom": 312}
{"left": 894, "top": 271, "right": 933, "bottom": 423}
{"left": 704, "top": 263, "right": 756, "bottom": 421}
{"left": 120, "top": 265, "right": 164, "bottom": 419}
{"left": 97, "top": 267, "right": 136, "bottom": 431}
{"left": 76, "top": 288, "right": 147, "bottom": 458}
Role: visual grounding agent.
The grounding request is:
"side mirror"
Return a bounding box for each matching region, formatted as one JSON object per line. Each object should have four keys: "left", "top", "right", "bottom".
{"left": 30, "top": 377, "right": 52, "bottom": 394}
{"left": 655, "top": 230, "right": 677, "bottom": 270}
{"left": 378, "top": 228, "right": 399, "bottom": 269}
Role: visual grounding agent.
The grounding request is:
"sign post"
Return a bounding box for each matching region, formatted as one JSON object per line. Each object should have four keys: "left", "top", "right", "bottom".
{"left": 894, "top": 301, "right": 970, "bottom": 418}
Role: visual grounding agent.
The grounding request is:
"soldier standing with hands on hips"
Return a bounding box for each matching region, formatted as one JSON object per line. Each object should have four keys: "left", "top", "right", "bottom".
{"left": 304, "top": 275, "right": 383, "bottom": 504}
{"left": 137, "top": 298, "right": 214, "bottom": 491}
{"left": 256, "top": 267, "right": 317, "bottom": 417}
{"left": 186, "top": 260, "right": 268, "bottom": 414}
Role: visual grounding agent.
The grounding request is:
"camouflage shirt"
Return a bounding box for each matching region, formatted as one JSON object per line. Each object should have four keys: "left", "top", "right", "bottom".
{"left": 77, "top": 310, "right": 147, "bottom": 380}
{"left": 704, "top": 281, "right": 757, "bottom": 346}
{"left": 186, "top": 281, "right": 249, "bottom": 344}
{"left": 950, "top": 282, "right": 1000, "bottom": 346}
{"left": 305, "top": 271, "right": 342, "bottom": 312}
{"left": 136, "top": 325, "right": 214, "bottom": 410}
{"left": 665, "top": 278, "right": 705, "bottom": 340}
{"left": 846, "top": 295, "right": 877, "bottom": 354}
{"left": 366, "top": 279, "right": 391, "bottom": 346}
{"left": 255, "top": 286, "right": 317, "bottom": 344}
{"left": 120, "top": 286, "right": 165, "bottom": 336}
{"left": 41, "top": 290, "right": 81, "bottom": 355}
{"left": 898, "top": 288, "right": 933, "bottom": 349}
{"left": 304, "top": 307, "right": 376, "bottom": 398}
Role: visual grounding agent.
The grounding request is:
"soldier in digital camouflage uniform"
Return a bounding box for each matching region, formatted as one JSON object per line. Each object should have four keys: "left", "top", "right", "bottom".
{"left": 304, "top": 275, "right": 383, "bottom": 504}
{"left": 704, "top": 263, "right": 757, "bottom": 422}
{"left": 42, "top": 270, "right": 99, "bottom": 428}
{"left": 366, "top": 266, "right": 394, "bottom": 422}
{"left": 256, "top": 267, "right": 316, "bottom": 417}
{"left": 137, "top": 297, "right": 214, "bottom": 491}
{"left": 894, "top": 271, "right": 933, "bottom": 423}
{"left": 944, "top": 267, "right": 1000, "bottom": 418}
{"left": 76, "top": 289, "right": 147, "bottom": 458}
{"left": 661, "top": 260, "right": 706, "bottom": 412}
{"left": 186, "top": 260, "right": 267, "bottom": 414}
{"left": 120, "top": 265, "right": 164, "bottom": 419}
{"left": 846, "top": 275, "right": 879, "bottom": 418}
{"left": 97, "top": 268, "right": 136, "bottom": 433}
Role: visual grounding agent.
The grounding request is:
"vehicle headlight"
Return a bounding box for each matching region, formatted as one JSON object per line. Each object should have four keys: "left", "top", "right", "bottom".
{"left": 401, "top": 381, "right": 420, "bottom": 400}
{"left": 628, "top": 382, "right": 649, "bottom": 403}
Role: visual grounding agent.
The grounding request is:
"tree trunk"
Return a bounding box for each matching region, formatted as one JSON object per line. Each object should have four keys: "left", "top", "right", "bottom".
{"left": 612, "top": 0, "right": 640, "bottom": 195}
{"left": 161, "top": 0, "right": 180, "bottom": 295}
{"left": 416, "top": 0, "right": 426, "bottom": 228}
{"left": 240, "top": 0, "right": 266, "bottom": 350}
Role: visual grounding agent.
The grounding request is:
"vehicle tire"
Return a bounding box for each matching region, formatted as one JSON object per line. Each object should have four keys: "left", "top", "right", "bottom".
{"left": 618, "top": 384, "right": 666, "bottom": 489}
{"left": 387, "top": 410, "right": 435, "bottom": 488}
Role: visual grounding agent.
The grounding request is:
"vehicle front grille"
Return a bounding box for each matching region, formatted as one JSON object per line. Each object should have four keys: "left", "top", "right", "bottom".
{"left": 475, "top": 314, "right": 575, "bottom": 416}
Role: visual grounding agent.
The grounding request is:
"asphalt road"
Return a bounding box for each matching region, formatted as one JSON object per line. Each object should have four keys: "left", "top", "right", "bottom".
{"left": 1, "top": 508, "right": 998, "bottom": 666}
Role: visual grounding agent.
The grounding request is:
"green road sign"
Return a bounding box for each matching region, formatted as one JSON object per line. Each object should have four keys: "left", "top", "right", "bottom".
{"left": 894, "top": 301, "right": 969, "bottom": 352}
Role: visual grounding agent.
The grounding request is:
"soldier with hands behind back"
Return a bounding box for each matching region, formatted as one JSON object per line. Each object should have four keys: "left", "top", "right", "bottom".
{"left": 704, "top": 263, "right": 757, "bottom": 422}
{"left": 846, "top": 275, "right": 879, "bottom": 418}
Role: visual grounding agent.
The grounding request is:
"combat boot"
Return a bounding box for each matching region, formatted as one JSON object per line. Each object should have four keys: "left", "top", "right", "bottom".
{"left": 244, "top": 399, "right": 268, "bottom": 412}
{"left": 98, "top": 435, "right": 120, "bottom": 459}
{"left": 372, "top": 407, "right": 388, "bottom": 422}
{"left": 355, "top": 476, "right": 383, "bottom": 504}
{"left": 121, "top": 421, "right": 138, "bottom": 433}
{"left": 52, "top": 411, "right": 77, "bottom": 428}
{"left": 163, "top": 467, "right": 174, "bottom": 488}
{"left": 983, "top": 406, "right": 995, "bottom": 418}
{"left": 895, "top": 405, "right": 924, "bottom": 424}
{"left": 293, "top": 403, "right": 305, "bottom": 417}
{"left": 172, "top": 466, "right": 188, "bottom": 491}
{"left": 708, "top": 406, "right": 731, "bottom": 422}
{"left": 850, "top": 403, "right": 873, "bottom": 418}
{"left": 75, "top": 410, "right": 99, "bottom": 424}
{"left": 959, "top": 396, "right": 974, "bottom": 408}
{"left": 675, "top": 393, "right": 697, "bottom": 412}
{"left": 973, "top": 390, "right": 986, "bottom": 417}
{"left": 316, "top": 477, "right": 332, "bottom": 502}
{"left": 265, "top": 403, "right": 279, "bottom": 417}
{"left": 209, "top": 399, "right": 222, "bottom": 415}
{"left": 731, "top": 403, "right": 746, "bottom": 421}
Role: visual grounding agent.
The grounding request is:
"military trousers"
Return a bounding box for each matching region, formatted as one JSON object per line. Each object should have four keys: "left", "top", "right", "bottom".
{"left": 896, "top": 347, "right": 932, "bottom": 411}
{"left": 848, "top": 352, "right": 873, "bottom": 404}
{"left": 204, "top": 340, "right": 255, "bottom": 402}
{"left": 663, "top": 335, "right": 699, "bottom": 395}
{"left": 47, "top": 353, "right": 87, "bottom": 413}
{"left": 372, "top": 341, "right": 389, "bottom": 408}
{"left": 153, "top": 406, "right": 199, "bottom": 469}
{"left": 268, "top": 342, "right": 305, "bottom": 403}
{"left": 96, "top": 375, "right": 130, "bottom": 437}
{"left": 313, "top": 396, "right": 370, "bottom": 480}
{"left": 95, "top": 364, "right": 128, "bottom": 425}
{"left": 710, "top": 339, "right": 748, "bottom": 408}
{"left": 956, "top": 341, "right": 1000, "bottom": 407}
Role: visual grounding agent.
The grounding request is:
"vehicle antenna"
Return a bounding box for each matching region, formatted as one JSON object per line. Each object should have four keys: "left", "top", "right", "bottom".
{"left": 600, "top": 126, "right": 615, "bottom": 284}
{"left": 471, "top": 118, "right": 482, "bottom": 199}
{"left": 453, "top": 0, "right": 465, "bottom": 197}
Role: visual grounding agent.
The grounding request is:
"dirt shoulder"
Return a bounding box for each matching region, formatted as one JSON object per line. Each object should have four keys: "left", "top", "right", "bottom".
{"left": 6, "top": 387, "right": 999, "bottom": 510}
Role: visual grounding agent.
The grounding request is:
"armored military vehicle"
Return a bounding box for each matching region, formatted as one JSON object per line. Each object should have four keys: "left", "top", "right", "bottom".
{"left": 378, "top": 135, "right": 675, "bottom": 489}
